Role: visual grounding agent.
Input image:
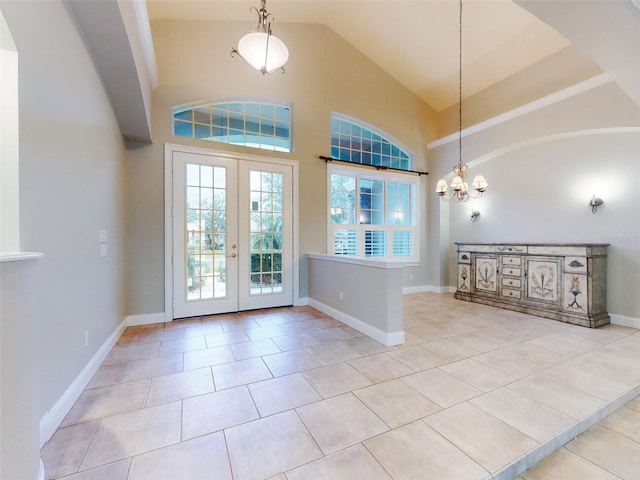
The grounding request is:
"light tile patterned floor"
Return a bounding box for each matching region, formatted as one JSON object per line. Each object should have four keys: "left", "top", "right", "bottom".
{"left": 41, "top": 293, "right": 640, "bottom": 480}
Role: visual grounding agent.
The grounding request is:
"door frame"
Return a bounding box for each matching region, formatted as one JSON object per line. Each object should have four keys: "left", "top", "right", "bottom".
{"left": 164, "top": 143, "right": 300, "bottom": 322}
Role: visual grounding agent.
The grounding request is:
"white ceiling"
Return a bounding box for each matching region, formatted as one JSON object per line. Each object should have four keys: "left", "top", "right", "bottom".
{"left": 145, "top": 0, "right": 573, "bottom": 112}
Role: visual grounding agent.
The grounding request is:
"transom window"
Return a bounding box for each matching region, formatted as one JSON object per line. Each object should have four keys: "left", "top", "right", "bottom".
{"left": 173, "top": 100, "right": 292, "bottom": 153}
{"left": 329, "top": 165, "right": 418, "bottom": 260}
{"left": 331, "top": 114, "right": 412, "bottom": 171}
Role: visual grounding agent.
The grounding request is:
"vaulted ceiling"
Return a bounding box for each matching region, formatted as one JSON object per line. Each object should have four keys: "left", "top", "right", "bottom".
{"left": 67, "top": 0, "right": 640, "bottom": 144}
{"left": 146, "top": 0, "right": 576, "bottom": 112}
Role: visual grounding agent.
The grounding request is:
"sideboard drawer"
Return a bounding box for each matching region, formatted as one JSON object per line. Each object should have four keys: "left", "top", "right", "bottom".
{"left": 501, "top": 288, "right": 521, "bottom": 299}
{"left": 502, "top": 256, "right": 522, "bottom": 266}
{"left": 503, "top": 267, "right": 522, "bottom": 277}
{"left": 502, "top": 277, "right": 522, "bottom": 288}
{"left": 458, "top": 252, "right": 471, "bottom": 264}
{"left": 565, "top": 256, "right": 588, "bottom": 273}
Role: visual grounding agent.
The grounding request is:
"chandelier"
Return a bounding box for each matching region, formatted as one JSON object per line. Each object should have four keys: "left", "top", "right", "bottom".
{"left": 231, "top": 0, "right": 289, "bottom": 75}
{"left": 436, "top": 0, "right": 487, "bottom": 202}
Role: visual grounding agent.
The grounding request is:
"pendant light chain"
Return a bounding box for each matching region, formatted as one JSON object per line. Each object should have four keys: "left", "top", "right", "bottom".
{"left": 435, "top": 0, "right": 488, "bottom": 201}
{"left": 458, "top": 0, "right": 463, "bottom": 167}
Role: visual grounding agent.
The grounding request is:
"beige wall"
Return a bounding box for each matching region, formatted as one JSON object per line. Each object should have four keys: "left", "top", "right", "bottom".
{"left": 428, "top": 80, "right": 640, "bottom": 321}
{"left": 437, "top": 45, "right": 603, "bottom": 137}
{"left": 125, "top": 19, "right": 437, "bottom": 315}
{"left": 1, "top": 0, "right": 127, "bottom": 424}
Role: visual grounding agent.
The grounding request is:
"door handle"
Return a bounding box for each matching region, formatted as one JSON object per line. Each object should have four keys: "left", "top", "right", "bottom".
{"left": 227, "top": 253, "right": 237, "bottom": 258}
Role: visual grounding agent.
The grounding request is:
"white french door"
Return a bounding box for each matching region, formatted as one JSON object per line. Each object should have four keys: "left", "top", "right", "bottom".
{"left": 169, "top": 148, "right": 293, "bottom": 319}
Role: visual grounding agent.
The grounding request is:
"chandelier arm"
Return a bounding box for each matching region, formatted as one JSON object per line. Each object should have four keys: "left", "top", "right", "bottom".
{"left": 453, "top": 191, "right": 468, "bottom": 203}
{"left": 254, "top": 0, "right": 273, "bottom": 33}
{"left": 230, "top": 46, "right": 255, "bottom": 67}
{"left": 438, "top": 189, "right": 470, "bottom": 202}
{"left": 233, "top": 54, "right": 284, "bottom": 74}
{"left": 231, "top": 45, "right": 284, "bottom": 74}
{"left": 250, "top": 6, "right": 261, "bottom": 29}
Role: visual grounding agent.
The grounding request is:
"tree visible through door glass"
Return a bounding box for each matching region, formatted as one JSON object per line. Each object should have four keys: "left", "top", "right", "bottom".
{"left": 250, "top": 170, "right": 284, "bottom": 295}
{"left": 185, "top": 163, "right": 228, "bottom": 300}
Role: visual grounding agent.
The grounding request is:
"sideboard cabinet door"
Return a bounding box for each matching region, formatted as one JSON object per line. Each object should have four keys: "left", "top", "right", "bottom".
{"left": 525, "top": 257, "right": 563, "bottom": 307}
{"left": 473, "top": 255, "right": 498, "bottom": 295}
{"left": 563, "top": 273, "right": 589, "bottom": 315}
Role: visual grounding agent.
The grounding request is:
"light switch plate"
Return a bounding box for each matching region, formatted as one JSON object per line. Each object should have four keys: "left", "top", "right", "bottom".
{"left": 99, "top": 244, "right": 108, "bottom": 257}
{"left": 99, "top": 230, "right": 108, "bottom": 242}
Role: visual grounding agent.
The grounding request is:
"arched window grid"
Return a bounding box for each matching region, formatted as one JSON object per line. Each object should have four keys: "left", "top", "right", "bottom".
{"left": 330, "top": 114, "right": 413, "bottom": 171}
{"left": 173, "top": 100, "right": 292, "bottom": 153}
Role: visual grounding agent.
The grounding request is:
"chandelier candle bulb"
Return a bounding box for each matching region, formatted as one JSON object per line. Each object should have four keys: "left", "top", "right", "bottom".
{"left": 472, "top": 175, "right": 488, "bottom": 192}
{"left": 450, "top": 176, "right": 464, "bottom": 192}
{"left": 436, "top": 179, "right": 448, "bottom": 194}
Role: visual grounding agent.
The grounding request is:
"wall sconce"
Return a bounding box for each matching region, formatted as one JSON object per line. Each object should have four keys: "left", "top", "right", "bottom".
{"left": 470, "top": 210, "right": 481, "bottom": 222}
{"left": 589, "top": 195, "right": 603, "bottom": 214}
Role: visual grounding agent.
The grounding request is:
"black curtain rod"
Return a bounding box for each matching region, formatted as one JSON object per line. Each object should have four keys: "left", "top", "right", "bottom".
{"left": 319, "top": 156, "right": 428, "bottom": 176}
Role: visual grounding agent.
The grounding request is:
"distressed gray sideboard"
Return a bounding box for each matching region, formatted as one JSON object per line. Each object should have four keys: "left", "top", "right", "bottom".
{"left": 454, "top": 243, "right": 609, "bottom": 328}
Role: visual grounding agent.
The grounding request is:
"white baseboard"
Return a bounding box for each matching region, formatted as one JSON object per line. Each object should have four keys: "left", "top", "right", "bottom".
{"left": 126, "top": 312, "right": 166, "bottom": 326}
{"left": 402, "top": 285, "right": 431, "bottom": 294}
{"left": 39, "top": 318, "right": 127, "bottom": 447}
{"left": 308, "top": 298, "right": 404, "bottom": 347}
{"left": 403, "top": 285, "right": 455, "bottom": 294}
{"left": 295, "top": 296, "right": 309, "bottom": 307}
{"left": 610, "top": 313, "right": 640, "bottom": 330}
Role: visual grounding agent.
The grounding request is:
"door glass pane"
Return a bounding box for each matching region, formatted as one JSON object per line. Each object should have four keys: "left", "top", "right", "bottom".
{"left": 273, "top": 193, "right": 283, "bottom": 212}
{"left": 185, "top": 163, "right": 227, "bottom": 301}
{"left": 186, "top": 187, "right": 200, "bottom": 209}
{"left": 249, "top": 170, "right": 284, "bottom": 295}
{"left": 201, "top": 187, "right": 213, "bottom": 208}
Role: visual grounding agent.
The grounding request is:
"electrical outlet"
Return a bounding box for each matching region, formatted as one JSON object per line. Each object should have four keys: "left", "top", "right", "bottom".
{"left": 409, "top": 273, "right": 414, "bottom": 280}
{"left": 339, "top": 291, "right": 344, "bottom": 301}
{"left": 84, "top": 331, "right": 89, "bottom": 348}
{"left": 99, "top": 229, "right": 108, "bottom": 242}
{"left": 99, "top": 244, "right": 108, "bottom": 257}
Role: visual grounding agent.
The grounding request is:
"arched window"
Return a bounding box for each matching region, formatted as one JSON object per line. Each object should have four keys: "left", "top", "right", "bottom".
{"left": 328, "top": 115, "right": 418, "bottom": 260}
{"left": 173, "top": 100, "right": 292, "bottom": 153}
{"left": 331, "top": 114, "right": 412, "bottom": 171}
